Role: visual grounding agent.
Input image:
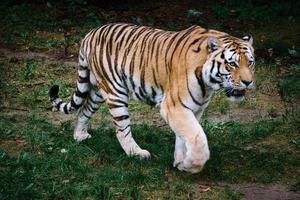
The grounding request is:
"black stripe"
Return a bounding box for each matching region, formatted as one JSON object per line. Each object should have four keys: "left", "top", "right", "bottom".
{"left": 187, "top": 37, "right": 201, "bottom": 51}
{"left": 71, "top": 99, "right": 82, "bottom": 109}
{"left": 195, "top": 68, "right": 206, "bottom": 97}
{"left": 78, "top": 75, "right": 89, "bottom": 83}
{"left": 164, "top": 31, "right": 181, "bottom": 73}
{"left": 210, "top": 76, "right": 222, "bottom": 84}
{"left": 149, "top": 31, "right": 164, "bottom": 58}
{"left": 113, "top": 42, "right": 123, "bottom": 84}
{"left": 87, "top": 29, "right": 98, "bottom": 52}
{"left": 75, "top": 90, "right": 89, "bottom": 98}
{"left": 151, "top": 87, "right": 157, "bottom": 100}
{"left": 79, "top": 54, "right": 84, "bottom": 61}
{"left": 169, "top": 27, "right": 196, "bottom": 63}
{"left": 87, "top": 101, "right": 100, "bottom": 111}
{"left": 56, "top": 101, "right": 63, "bottom": 109}
{"left": 124, "top": 129, "right": 131, "bottom": 137}
{"left": 107, "top": 103, "right": 125, "bottom": 109}
{"left": 178, "top": 96, "right": 193, "bottom": 112}
{"left": 229, "top": 52, "right": 236, "bottom": 60}
{"left": 97, "top": 25, "right": 128, "bottom": 95}
{"left": 139, "top": 87, "right": 156, "bottom": 106}
{"left": 210, "top": 60, "right": 215, "bottom": 73}
{"left": 134, "top": 92, "right": 142, "bottom": 101}
{"left": 154, "top": 36, "right": 161, "bottom": 84}
{"left": 121, "top": 71, "right": 129, "bottom": 90}
{"left": 79, "top": 65, "right": 87, "bottom": 70}
{"left": 63, "top": 104, "right": 69, "bottom": 114}
{"left": 218, "top": 34, "right": 229, "bottom": 39}
{"left": 185, "top": 37, "right": 206, "bottom": 58}
{"left": 84, "top": 104, "right": 95, "bottom": 114}
{"left": 82, "top": 110, "right": 91, "bottom": 119}
{"left": 139, "top": 31, "right": 155, "bottom": 96}
{"left": 215, "top": 62, "right": 221, "bottom": 77}
{"left": 152, "top": 66, "right": 160, "bottom": 88}
{"left": 118, "top": 124, "right": 130, "bottom": 132}
{"left": 114, "top": 24, "right": 131, "bottom": 42}
{"left": 113, "top": 115, "right": 129, "bottom": 121}
{"left": 105, "top": 24, "right": 126, "bottom": 90}
{"left": 216, "top": 62, "right": 230, "bottom": 76}
{"left": 97, "top": 28, "right": 128, "bottom": 97}
{"left": 105, "top": 40, "right": 126, "bottom": 90}
{"left": 221, "top": 52, "right": 225, "bottom": 59}
{"left": 187, "top": 86, "right": 203, "bottom": 106}
{"left": 88, "top": 95, "right": 104, "bottom": 104}
{"left": 95, "top": 92, "right": 103, "bottom": 99}
{"left": 109, "top": 98, "right": 128, "bottom": 107}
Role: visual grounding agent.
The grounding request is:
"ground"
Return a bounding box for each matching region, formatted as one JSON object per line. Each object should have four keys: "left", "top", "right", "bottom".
{"left": 0, "top": 0, "right": 299, "bottom": 199}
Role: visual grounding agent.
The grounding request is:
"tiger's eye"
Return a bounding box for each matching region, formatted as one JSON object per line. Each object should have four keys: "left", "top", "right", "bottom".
{"left": 229, "top": 62, "right": 237, "bottom": 67}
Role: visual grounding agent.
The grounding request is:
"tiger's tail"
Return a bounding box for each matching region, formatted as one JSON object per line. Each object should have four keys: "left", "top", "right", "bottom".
{"left": 49, "top": 52, "right": 90, "bottom": 114}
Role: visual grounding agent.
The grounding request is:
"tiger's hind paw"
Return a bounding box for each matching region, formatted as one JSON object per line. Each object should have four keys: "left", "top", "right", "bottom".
{"left": 129, "top": 149, "right": 151, "bottom": 159}
{"left": 74, "top": 131, "right": 91, "bottom": 142}
{"left": 138, "top": 149, "right": 151, "bottom": 159}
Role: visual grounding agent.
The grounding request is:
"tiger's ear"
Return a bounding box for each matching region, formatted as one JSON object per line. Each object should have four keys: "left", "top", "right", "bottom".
{"left": 208, "top": 37, "right": 220, "bottom": 52}
{"left": 242, "top": 34, "right": 253, "bottom": 45}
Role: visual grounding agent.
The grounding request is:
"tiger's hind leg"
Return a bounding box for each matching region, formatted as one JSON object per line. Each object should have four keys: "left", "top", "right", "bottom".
{"left": 107, "top": 96, "right": 151, "bottom": 159}
{"left": 74, "top": 86, "right": 104, "bottom": 142}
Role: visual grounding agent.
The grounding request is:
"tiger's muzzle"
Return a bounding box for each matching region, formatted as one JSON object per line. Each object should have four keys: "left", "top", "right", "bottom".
{"left": 225, "top": 88, "right": 246, "bottom": 98}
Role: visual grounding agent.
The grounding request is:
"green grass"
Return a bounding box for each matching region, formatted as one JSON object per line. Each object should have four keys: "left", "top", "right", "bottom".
{"left": 1, "top": 109, "right": 299, "bottom": 199}
{"left": 278, "top": 63, "right": 300, "bottom": 101}
{"left": 0, "top": 1, "right": 102, "bottom": 51}
{"left": 204, "top": 115, "right": 300, "bottom": 183}
{"left": 0, "top": 57, "right": 76, "bottom": 110}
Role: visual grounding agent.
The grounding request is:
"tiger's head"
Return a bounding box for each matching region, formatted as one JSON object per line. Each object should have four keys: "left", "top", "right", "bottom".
{"left": 202, "top": 35, "right": 255, "bottom": 101}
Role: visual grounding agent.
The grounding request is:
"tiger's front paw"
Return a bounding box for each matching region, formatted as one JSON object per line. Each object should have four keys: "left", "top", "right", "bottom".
{"left": 175, "top": 148, "right": 210, "bottom": 173}
{"left": 173, "top": 148, "right": 185, "bottom": 168}
{"left": 74, "top": 130, "right": 91, "bottom": 142}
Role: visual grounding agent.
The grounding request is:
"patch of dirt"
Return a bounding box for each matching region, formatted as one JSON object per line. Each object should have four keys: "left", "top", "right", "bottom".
{"left": 0, "top": 48, "right": 78, "bottom": 68}
{"left": 233, "top": 183, "right": 300, "bottom": 200}
{"left": 199, "top": 182, "right": 300, "bottom": 200}
{"left": 42, "top": 110, "right": 77, "bottom": 125}
{"left": 207, "top": 108, "right": 269, "bottom": 124}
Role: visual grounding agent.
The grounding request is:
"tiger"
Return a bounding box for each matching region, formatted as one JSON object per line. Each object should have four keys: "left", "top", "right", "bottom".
{"left": 49, "top": 23, "right": 255, "bottom": 173}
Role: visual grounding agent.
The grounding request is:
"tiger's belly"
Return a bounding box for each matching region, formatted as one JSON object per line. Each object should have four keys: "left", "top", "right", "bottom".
{"left": 129, "top": 85, "right": 164, "bottom": 106}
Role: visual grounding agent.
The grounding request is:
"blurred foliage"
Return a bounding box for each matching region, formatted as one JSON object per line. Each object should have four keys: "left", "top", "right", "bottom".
{"left": 211, "top": 0, "right": 300, "bottom": 23}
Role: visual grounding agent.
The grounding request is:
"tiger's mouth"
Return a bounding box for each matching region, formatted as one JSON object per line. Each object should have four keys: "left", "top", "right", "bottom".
{"left": 225, "top": 88, "right": 246, "bottom": 97}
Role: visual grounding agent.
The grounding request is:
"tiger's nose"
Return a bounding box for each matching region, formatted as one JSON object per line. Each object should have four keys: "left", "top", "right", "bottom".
{"left": 241, "top": 80, "right": 254, "bottom": 89}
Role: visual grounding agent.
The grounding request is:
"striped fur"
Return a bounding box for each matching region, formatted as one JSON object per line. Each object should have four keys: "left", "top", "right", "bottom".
{"left": 49, "top": 23, "right": 255, "bottom": 173}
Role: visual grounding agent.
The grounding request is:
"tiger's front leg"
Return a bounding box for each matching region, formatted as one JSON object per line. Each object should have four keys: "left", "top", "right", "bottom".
{"left": 174, "top": 135, "right": 187, "bottom": 168}
{"left": 161, "top": 104, "right": 210, "bottom": 173}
